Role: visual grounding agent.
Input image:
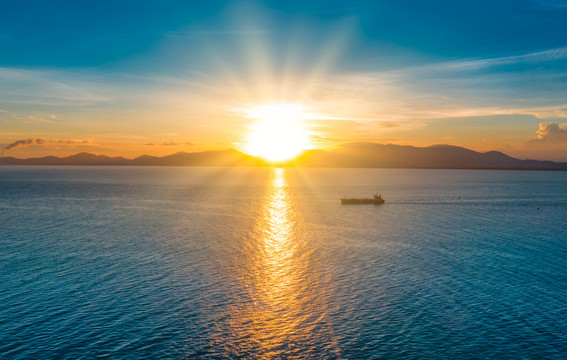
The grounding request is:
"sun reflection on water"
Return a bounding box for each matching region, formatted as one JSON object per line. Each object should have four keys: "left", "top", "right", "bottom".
{"left": 254, "top": 169, "right": 303, "bottom": 309}
{"left": 212, "top": 168, "right": 338, "bottom": 358}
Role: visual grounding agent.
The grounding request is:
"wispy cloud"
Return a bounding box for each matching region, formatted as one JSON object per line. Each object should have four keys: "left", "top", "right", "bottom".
{"left": 145, "top": 141, "right": 194, "bottom": 146}
{"left": 420, "top": 46, "right": 567, "bottom": 72}
{"left": 2, "top": 138, "right": 45, "bottom": 153}
{"left": 304, "top": 46, "right": 567, "bottom": 127}
{"left": 506, "top": 105, "right": 567, "bottom": 119}
{"left": 0, "top": 68, "right": 110, "bottom": 107}
{"left": 531, "top": 0, "right": 567, "bottom": 10}
{"left": 0, "top": 137, "right": 95, "bottom": 157}
{"left": 167, "top": 29, "right": 268, "bottom": 37}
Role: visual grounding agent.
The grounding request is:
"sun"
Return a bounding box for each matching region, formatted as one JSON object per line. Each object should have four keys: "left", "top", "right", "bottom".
{"left": 244, "top": 104, "right": 312, "bottom": 162}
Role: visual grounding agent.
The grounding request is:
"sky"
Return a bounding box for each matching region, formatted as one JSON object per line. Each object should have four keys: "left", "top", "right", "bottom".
{"left": 1, "top": 0, "right": 567, "bottom": 160}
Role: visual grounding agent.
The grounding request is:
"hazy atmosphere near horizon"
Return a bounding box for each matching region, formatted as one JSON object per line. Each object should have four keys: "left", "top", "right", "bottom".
{"left": 1, "top": 1, "right": 567, "bottom": 360}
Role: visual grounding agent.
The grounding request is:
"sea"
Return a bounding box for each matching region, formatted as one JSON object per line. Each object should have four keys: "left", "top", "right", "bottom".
{"left": 0, "top": 166, "right": 566, "bottom": 359}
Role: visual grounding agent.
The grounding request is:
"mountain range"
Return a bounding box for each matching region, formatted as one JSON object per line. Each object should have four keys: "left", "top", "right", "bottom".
{"left": 1, "top": 143, "right": 566, "bottom": 170}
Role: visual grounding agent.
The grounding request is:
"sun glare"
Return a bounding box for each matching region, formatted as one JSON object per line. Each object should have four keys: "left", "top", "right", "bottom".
{"left": 244, "top": 104, "right": 311, "bottom": 162}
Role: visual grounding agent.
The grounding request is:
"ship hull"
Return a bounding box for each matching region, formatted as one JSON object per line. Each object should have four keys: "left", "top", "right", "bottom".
{"left": 340, "top": 198, "right": 385, "bottom": 205}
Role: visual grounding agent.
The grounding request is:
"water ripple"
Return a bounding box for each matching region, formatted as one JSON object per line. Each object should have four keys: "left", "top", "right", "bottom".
{"left": 0, "top": 167, "right": 565, "bottom": 359}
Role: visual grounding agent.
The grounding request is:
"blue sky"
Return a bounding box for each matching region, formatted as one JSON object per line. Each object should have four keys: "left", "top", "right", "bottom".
{"left": 1, "top": 0, "right": 567, "bottom": 160}
{"left": 2, "top": 0, "right": 566, "bottom": 67}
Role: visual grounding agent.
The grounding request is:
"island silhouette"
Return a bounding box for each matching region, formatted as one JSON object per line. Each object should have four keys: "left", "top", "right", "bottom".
{"left": 1, "top": 143, "right": 566, "bottom": 170}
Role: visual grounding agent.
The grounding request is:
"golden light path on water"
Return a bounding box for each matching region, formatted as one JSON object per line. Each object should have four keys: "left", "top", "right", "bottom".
{"left": 214, "top": 168, "right": 341, "bottom": 358}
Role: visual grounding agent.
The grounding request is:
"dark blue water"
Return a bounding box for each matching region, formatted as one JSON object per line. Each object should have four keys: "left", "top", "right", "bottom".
{"left": 1, "top": 167, "right": 566, "bottom": 359}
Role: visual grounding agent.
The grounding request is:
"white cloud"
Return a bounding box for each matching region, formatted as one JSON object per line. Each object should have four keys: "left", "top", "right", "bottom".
{"left": 535, "top": 122, "right": 567, "bottom": 142}
{"left": 505, "top": 122, "right": 567, "bottom": 161}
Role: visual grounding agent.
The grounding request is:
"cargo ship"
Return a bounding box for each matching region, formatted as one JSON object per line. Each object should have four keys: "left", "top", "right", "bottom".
{"left": 341, "top": 193, "right": 385, "bottom": 205}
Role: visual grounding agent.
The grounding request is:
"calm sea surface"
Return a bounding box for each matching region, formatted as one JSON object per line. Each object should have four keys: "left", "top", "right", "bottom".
{"left": 1, "top": 166, "right": 566, "bottom": 359}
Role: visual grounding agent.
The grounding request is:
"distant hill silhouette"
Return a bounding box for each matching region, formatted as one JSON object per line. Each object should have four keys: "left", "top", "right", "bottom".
{"left": 0, "top": 150, "right": 266, "bottom": 167}
{"left": 1, "top": 144, "right": 566, "bottom": 170}
{"left": 291, "top": 143, "right": 567, "bottom": 170}
{"left": 0, "top": 152, "right": 129, "bottom": 166}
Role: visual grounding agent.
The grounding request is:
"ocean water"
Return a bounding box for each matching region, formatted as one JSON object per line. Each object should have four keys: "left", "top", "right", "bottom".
{"left": 0, "top": 166, "right": 566, "bottom": 359}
